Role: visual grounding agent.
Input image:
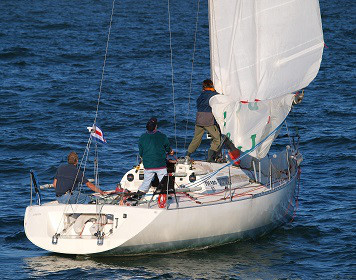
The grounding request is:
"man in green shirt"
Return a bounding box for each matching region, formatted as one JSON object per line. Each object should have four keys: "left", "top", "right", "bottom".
{"left": 138, "top": 117, "right": 173, "bottom": 194}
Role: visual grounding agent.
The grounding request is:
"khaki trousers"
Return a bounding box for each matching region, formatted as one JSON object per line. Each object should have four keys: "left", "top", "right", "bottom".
{"left": 187, "top": 125, "right": 220, "bottom": 154}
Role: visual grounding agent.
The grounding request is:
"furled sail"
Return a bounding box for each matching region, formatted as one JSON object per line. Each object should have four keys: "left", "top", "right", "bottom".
{"left": 208, "top": 0, "right": 324, "bottom": 158}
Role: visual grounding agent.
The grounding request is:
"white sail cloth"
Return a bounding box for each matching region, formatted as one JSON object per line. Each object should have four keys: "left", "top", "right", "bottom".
{"left": 212, "top": 93, "right": 294, "bottom": 158}
{"left": 208, "top": 0, "right": 324, "bottom": 158}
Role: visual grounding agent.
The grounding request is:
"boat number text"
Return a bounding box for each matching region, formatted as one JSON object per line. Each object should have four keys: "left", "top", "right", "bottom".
{"left": 205, "top": 180, "right": 217, "bottom": 191}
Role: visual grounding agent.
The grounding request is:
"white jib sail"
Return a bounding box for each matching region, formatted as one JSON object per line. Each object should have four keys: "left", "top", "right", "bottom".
{"left": 208, "top": 0, "right": 324, "bottom": 158}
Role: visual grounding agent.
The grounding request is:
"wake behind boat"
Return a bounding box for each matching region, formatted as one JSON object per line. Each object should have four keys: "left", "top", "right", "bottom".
{"left": 24, "top": 0, "right": 324, "bottom": 256}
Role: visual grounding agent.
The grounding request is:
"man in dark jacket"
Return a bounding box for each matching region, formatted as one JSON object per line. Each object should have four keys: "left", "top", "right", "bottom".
{"left": 186, "top": 79, "right": 221, "bottom": 162}
{"left": 53, "top": 151, "right": 105, "bottom": 204}
{"left": 138, "top": 117, "right": 173, "bottom": 194}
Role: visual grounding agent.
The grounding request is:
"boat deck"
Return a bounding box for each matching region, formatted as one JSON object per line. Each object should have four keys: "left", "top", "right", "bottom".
{"left": 139, "top": 182, "right": 269, "bottom": 210}
{"left": 42, "top": 159, "right": 290, "bottom": 210}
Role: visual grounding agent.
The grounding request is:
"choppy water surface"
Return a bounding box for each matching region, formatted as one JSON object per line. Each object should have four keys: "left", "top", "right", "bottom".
{"left": 0, "top": 0, "right": 354, "bottom": 279}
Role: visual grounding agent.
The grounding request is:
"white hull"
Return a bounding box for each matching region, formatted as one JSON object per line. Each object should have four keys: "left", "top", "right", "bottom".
{"left": 110, "top": 175, "right": 298, "bottom": 255}
{"left": 24, "top": 150, "right": 300, "bottom": 255}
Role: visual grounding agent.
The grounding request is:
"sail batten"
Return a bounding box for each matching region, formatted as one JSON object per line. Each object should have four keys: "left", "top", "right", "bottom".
{"left": 208, "top": 0, "right": 324, "bottom": 158}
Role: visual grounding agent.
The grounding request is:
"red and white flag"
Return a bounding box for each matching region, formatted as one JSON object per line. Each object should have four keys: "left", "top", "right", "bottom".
{"left": 87, "top": 125, "right": 107, "bottom": 144}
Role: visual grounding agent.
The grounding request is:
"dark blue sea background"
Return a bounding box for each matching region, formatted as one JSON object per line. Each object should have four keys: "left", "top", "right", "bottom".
{"left": 0, "top": 0, "right": 354, "bottom": 279}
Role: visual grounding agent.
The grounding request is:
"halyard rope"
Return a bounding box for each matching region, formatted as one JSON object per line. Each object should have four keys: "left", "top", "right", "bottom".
{"left": 184, "top": 0, "right": 201, "bottom": 151}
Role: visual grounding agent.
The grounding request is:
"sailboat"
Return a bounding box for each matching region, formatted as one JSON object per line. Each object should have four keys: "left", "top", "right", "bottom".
{"left": 24, "top": 0, "right": 324, "bottom": 255}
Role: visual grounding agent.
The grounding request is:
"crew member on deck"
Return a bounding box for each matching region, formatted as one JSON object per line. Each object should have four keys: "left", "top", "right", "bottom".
{"left": 186, "top": 79, "right": 221, "bottom": 162}
{"left": 53, "top": 151, "right": 105, "bottom": 204}
{"left": 137, "top": 117, "right": 173, "bottom": 196}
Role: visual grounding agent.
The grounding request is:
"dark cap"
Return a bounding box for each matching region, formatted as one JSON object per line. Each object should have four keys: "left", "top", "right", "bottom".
{"left": 202, "top": 79, "right": 214, "bottom": 88}
{"left": 146, "top": 117, "right": 157, "bottom": 132}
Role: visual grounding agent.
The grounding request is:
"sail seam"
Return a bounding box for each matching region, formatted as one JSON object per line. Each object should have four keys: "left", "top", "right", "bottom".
{"left": 277, "top": 43, "right": 325, "bottom": 64}
{"left": 224, "top": 36, "right": 324, "bottom": 74}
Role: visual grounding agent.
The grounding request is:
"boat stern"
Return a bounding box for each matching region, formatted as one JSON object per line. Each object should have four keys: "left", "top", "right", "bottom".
{"left": 24, "top": 202, "right": 163, "bottom": 255}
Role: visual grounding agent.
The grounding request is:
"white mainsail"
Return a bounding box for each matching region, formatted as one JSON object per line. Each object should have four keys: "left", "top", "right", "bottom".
{"left": 209, "top": 0, "right": 324, "bottom": 158}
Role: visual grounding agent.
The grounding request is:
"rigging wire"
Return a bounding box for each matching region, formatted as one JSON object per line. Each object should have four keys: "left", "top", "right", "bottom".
{"left": 167, "top": 0, "right": 178, "bottom": 153}
{"left": 75, "top": 140, "right": 93, "bottom": 204}
{"left": 54, "top": 137, "right": 93, "bottom": 236}
{"left": 82, "top": 0, "right": 115, "bottom": 184}
{"left": 94, "top": 0, "right": 116, "bottom": 127}
{"left": 80, "top": 0, "right": 115, "bottom": 196}
{"left": 184, "top": 0, "right": 201, "bottom": 151}
{"left": 94, "top": 143, "right": 99, "bottom": 187}
{"left": 284, "top": 120, "right": 294, "bottom": 149}
{"left": 53, "top": 0, "right": 116, "bottom": 235}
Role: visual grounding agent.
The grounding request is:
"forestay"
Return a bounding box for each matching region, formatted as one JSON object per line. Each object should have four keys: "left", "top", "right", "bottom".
{"left": 208, "top": 0, "right": 324, "bottom": 158}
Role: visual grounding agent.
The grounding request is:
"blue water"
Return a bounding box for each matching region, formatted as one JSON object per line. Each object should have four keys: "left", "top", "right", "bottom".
{"left": 0, "top": 0, "right": 355, "bottom": 279}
